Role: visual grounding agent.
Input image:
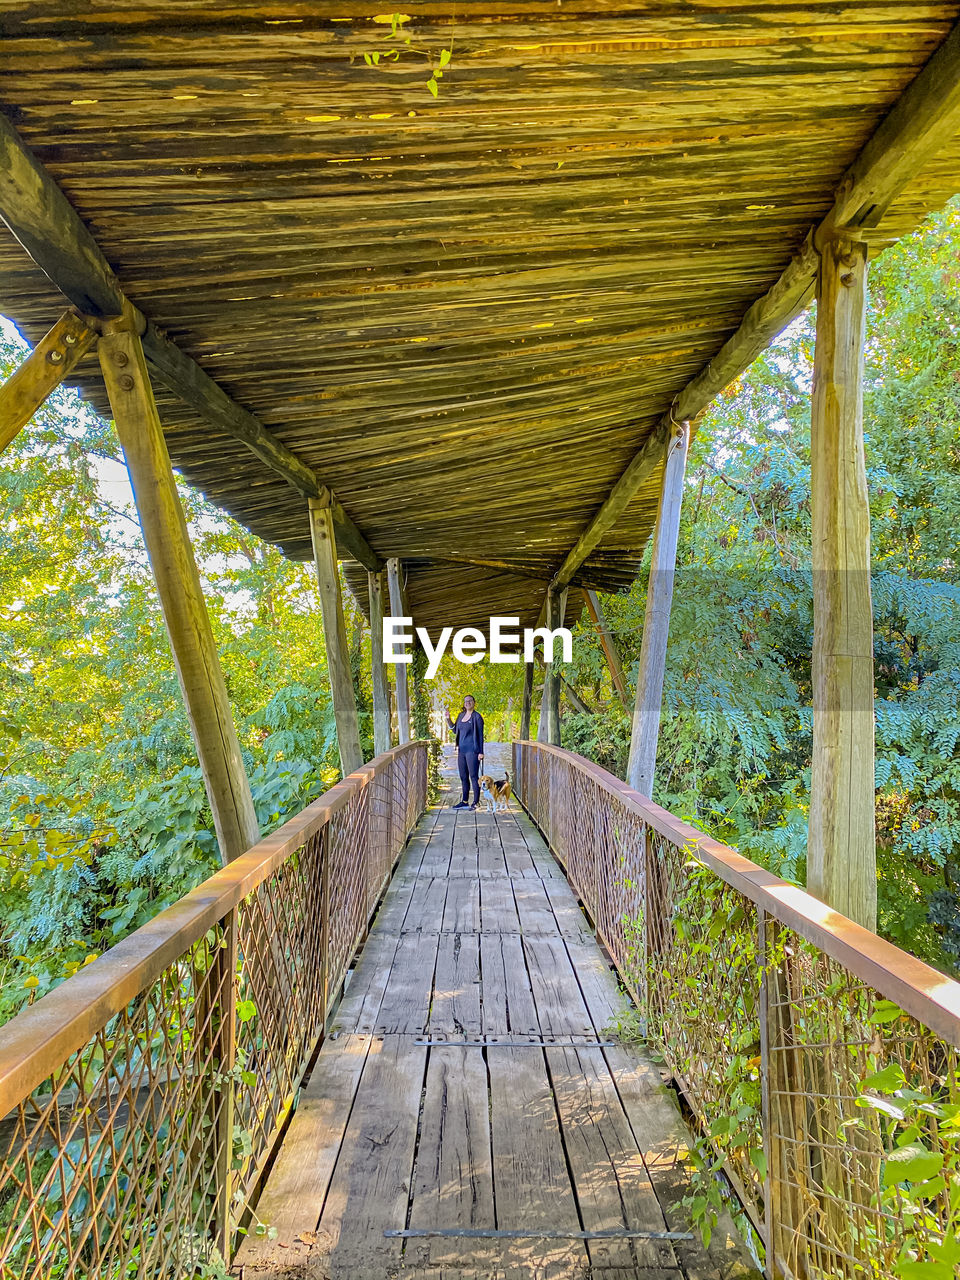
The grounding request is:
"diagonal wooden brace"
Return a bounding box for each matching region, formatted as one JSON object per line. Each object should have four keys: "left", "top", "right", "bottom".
{"left": 0, "top": 309, "right": 99, "bottom": 452}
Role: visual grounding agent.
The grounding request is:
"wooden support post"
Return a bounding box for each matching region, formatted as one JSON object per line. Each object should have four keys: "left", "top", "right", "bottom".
{"left": 367, "top": 570, "right": 392, "bottom": 758}
{"left": 627, "top": 424, "right": 690, "bottom": 798}
{"left": 536, "top": 680, "right": 549, "bottom": 743}
{"left": 582, "top": 588, "right": 630, "bottom": 710}
{"left": 386, "top": 558, "right": 411, "bottom": 744}
{"left": 0, "top": 310, "right": 98, "bottom": 453}
{"left": 309, "top": 498, "right": 364, "bottom": 778}
{"left": 520, "top": 661, "right": 534, "bottom": 740}
{"left": 98, "top": 320, "right": 259, "bottom": 865}
{"left": 540, "top": 588, "right": 566, "bottom": 746}
{"left": 807, "top": 234, "right": 876, "bottom": 932}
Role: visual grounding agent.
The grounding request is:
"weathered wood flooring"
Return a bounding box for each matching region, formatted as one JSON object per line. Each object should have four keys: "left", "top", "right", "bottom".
{"left": 234, "top": 760, "right": 753, "bottom": 1280}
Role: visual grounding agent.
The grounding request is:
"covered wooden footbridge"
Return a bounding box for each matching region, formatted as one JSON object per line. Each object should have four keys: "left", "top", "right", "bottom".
{"left": 3, "top": 4, "right": 960, "bottom": 1278}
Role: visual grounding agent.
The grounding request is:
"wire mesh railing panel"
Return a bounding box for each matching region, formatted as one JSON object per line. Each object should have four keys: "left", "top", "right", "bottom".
{"left": 646, "top": 831, "right": 765, "bottom": 1220}
{"left": 326, "top": 783, "right": 370, "bottom": 998}
{"left": 764, "top": 921, "right": 960, "bottom": 1280}
{"left": 0, "top": 924, "right": 230, "bottom": 1279}
{"left": 0, "top": 742, "right": 428, "bottom": 1279}
{"left": 233, "top": 825, "right": 326, "bottom": 1207}
{"left": 513, "top": 740, "right": 960, "bottom": 1280}
{"left": 565, "top": 765, "right": 597, "bottom": 907}
{"left": 592, "top": 792, "right": 646, "bottom": 1000}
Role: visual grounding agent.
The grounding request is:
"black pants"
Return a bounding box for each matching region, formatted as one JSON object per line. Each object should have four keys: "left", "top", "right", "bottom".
{"left": 458, "top": 751, "right": 481, "bottom": 804}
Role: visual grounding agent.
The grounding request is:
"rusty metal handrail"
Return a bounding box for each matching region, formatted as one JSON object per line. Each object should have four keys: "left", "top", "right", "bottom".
{"left": 517, "top": 741, "right": 960, "bottom": 1046}
{"left": 0, "top": 740, "right": 429, "bottom": 1278}
{"left": 514, "top": 740, "right": 960, "bottom": 1280}
{"left": 0, "top": 741, "right": 422, "bottom": 1114}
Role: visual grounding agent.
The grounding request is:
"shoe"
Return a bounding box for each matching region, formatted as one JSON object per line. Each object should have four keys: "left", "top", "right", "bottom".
{"left": 469, "top": 803, "right": 478, "bottom": 811}
{"left": 452, "top": 801, "right": 468, "bottom": 809}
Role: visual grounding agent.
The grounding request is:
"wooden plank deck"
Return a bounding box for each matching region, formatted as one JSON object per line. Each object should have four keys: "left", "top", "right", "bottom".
{"left": 233, "top": 749, "right": 757, "bottom": 1280}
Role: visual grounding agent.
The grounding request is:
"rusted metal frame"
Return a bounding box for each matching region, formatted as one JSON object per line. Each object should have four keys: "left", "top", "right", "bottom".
{"left": 320, "top": 823, "right": 332, "bottom": 1026}
{"left": 0, "top": 741, "right": 427, "bottom": 1118}
{"left": 758, "top": 909, "right": 809, "bottom": 1280}
{"left": 512, "top": 743, "right": 960, "bottom": 1050}
{"left": 511, "top": 746, "right": 783, "bottom": 1260}
{"left": 213, "top": 909, "right": 239, "bottom": 1260}
{"left": 0, "top": 308, "right": 98, "bottom": 452}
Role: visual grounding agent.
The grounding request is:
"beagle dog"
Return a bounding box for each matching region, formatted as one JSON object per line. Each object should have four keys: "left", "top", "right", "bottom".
{"left": 478, "top": 773, "right": 512, "bottom": 813}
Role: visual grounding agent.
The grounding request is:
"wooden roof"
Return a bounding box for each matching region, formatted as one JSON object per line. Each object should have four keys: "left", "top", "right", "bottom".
{"left": 2, "top": 3, "right": 960, "bottom": 633}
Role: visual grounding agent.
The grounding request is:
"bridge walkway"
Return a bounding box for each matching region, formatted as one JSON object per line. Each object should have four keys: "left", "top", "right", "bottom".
{"left": 235, "top": 755, "right": 751, "bottom": 1280}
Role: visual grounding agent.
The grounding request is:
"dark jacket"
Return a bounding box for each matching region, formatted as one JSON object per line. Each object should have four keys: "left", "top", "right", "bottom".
{"left": 450, "top": 710, "right": 484, "bottom": 755}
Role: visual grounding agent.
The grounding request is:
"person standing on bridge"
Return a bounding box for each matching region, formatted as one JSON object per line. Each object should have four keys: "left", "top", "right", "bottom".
{"left": 446, "top": 695, "right": 484, "bottom": 810}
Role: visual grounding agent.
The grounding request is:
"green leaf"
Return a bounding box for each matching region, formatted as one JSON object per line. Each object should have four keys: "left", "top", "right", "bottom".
{"left": 426, "top": 77, "right": 438, "bottom": 98}
{"left": 239, "top": 1069, "right": 258, "bottom": 1087}
{"left": 897, "top": 1262, "right": 955, "bottom": 1280}
{"left": 236, "top": 999, "right": 257, "bottom": 1023}
{"left": 861, "top": 1062, "right": 907, "bottom": 1093}
{"left": 749, "top": 1148, "right": 767, "bottom": 1179}
{"left": 882, "top": 1143, "right": 943, "bottom": 1187}
{"left": 858, "top": 1093, "right": 906, "bottom": 1120}
{"left": 869, "top": 999, "right": 904, "bottom": 1026}
{"left": 439, "top": 48, "right": 451, "bottom": 67}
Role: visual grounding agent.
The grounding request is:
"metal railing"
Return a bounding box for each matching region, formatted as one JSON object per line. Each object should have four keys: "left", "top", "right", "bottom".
{"left": 0, "top": 741, "right": 428, "bottom": 1279}
{"left": 515, "top": 740, "right": 960, "bottom": 1280}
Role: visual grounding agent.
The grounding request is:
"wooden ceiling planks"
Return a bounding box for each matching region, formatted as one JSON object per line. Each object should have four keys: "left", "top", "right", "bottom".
{"left": 1, "top": 3, "right": 960, "bottom": 633}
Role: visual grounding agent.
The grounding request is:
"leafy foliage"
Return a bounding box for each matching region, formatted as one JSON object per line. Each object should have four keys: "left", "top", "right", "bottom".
{"left": 0, "top": 322, "right": 360, "bottom": 1020}
{"left": 547, "top": 201, "right": 960, "bottom": 973}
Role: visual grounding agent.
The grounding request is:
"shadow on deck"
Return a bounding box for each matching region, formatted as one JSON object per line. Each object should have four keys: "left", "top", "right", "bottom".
{"left": 234, "top": 747, "right": 756, "bottom": 1280}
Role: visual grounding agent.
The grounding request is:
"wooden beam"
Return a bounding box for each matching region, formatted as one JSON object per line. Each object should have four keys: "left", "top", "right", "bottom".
{"left": 627, "top": 424, "right": 690, "bottom": 798}
{"left": 552, "top": 425, "right": 668, "bottom": 591}
{"left": 429, "top": 553, "right": 556, "bottom": 583}
{"left": 309, "top": 498, "right": 364, "bottom": 778}
{"left": 553, "top": 18, "right": 960, "bottom": 592}
{"left": 582, "top": 589, "right": 630, "bottom": 711}
{"left": 0, "top": 111, "right": 378, "bottom": 570}
{"left": 367, "top": 570, "right": 393, "bottom": 758}
{"left": 833, "top": 20, "right": 960, "bottom": 229}
{"left": 807, "top": 235, "right": 876, "bottom": 933}
{"left": 0, "top": 309, "right": 98, "bottom": 452}
{"left": 0, "top": 114, "right": 124, "bottom": 317}
{"left": 386, "top": 558, "right": 411, "bottom": 745}
{"left": 98, "top": 319, "right": 260, "bottom": 865}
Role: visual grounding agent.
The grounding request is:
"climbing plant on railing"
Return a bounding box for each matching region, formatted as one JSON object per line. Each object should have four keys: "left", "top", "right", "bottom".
{"left": 856, "top": 1033, "right": 960, "bottom": 1277}
{"left": 644, "top": 859, "right": 960, "bottom": 1278}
